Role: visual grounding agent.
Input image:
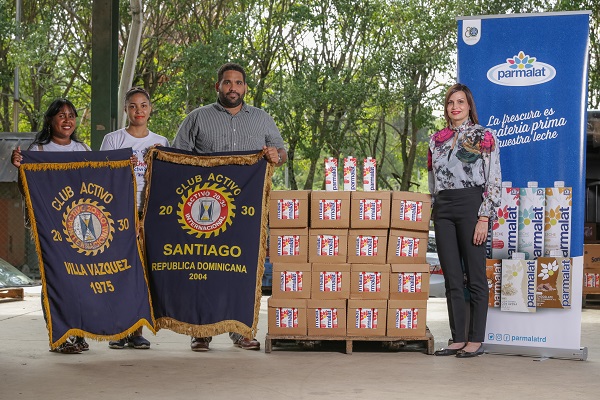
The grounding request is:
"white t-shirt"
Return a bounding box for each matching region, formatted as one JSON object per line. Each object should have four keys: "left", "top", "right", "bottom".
{"left": 100, "top": 128, "right": 169, "bottom": 207}
{"left": 28, "top": 141, "right": 91, "bottom": 152}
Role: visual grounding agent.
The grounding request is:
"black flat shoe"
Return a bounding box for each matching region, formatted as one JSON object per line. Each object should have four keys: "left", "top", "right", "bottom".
{"left": 456, "top": 345, "right": 484, "bottom": 358}
{"left": 434, "top": 344, "right": 466, "bottom": 356}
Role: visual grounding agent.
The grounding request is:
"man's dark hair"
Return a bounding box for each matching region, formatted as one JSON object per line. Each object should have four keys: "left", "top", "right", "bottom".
{"left": 217, "top": 62, "right": 246, "bottom": 83}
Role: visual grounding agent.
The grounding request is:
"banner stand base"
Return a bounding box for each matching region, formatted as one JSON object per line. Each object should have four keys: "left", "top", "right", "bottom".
{"left": 483, "top": 344, "right": 588, "bottom": 361}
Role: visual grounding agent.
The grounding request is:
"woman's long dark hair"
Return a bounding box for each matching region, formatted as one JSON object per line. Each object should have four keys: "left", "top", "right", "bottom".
{"left": 32, "top": 99, "right": 82, "bottom": 145}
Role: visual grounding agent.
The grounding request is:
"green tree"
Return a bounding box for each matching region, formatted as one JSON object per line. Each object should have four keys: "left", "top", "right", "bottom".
{"left": 266, "top": 0, "right": 392, "bottom": 190}
{"left": 0, "top": 0, "right": 16, "bottom": 132}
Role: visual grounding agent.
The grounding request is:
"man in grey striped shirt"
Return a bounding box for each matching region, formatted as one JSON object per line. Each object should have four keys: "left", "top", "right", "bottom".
{"left": 173, "top": 62, "right": 287, "bottom": 352}
{"left": 173, "top": 62, "right": 287, "bottom": 166}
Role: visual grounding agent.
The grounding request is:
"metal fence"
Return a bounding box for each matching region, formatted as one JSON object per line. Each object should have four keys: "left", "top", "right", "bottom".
{"left": 0, "top": 132, "right": 39, "bottom": 279}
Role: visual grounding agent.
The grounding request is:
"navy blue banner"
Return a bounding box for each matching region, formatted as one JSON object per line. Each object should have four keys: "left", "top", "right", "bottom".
{"left": 20, "top": 149, "right": 155, "bottom": 348}
{"left": 143, "top": 148, "right": 273, "bottom": 339}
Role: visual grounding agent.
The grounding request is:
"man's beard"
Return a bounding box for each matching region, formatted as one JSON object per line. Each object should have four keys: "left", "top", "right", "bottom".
{"left": 218, "top": 91, "right": 244, "bottom": 108}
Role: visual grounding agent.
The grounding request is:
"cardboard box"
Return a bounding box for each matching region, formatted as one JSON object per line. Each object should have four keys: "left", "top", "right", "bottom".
{"left": 269, "top": 228, "right": 309, "bottom": 263}
{"left": 386, "top": 229, "right": 428, "bottom": 264}
{"left": 347, "top": 299, "right": 387, "bottom": 337}
{"left": 271, "top": 262, "right": 311, "bottom": 299}
{"left": 310, "top": 191, "right": 351, "bottom": 228}
{"left": 583, "top": 268, "right": 600, "bottom": 293}
{"left": 307, "top": 299, "right": 347, "bottom": 336}
{"left": 584, "top": 244, "right": 600, "bottom": 269}
{"left": 387, "top": 299, "right": 427, "bottom": 337}
{"left": 347, "top": 229, "right": 389, "bottom": 264}
{"left": 584, "top": 223, "right": 598, "bottom": 243}
{"left": 309, "top": 229, "right": 348, "bottom": 263}
{"left": 268, "top": 298, "right": 307, "bottom": 336}
{"left": 311, "top": 263, "right": 351, "bottom": 299}
{"left": 269, "top": 190, "right": 310, "bottom": 228}
{"left": 389, "top": 264, "right": 430, "bottom": 300}
{"left": 350, "top": 191, "right": 391, "bottom": 228}
{"left": 390, "top": 191, "right": 432, "bottom": 231}
{"left": 350, "top": 264, "right": 390, "bottom": 300}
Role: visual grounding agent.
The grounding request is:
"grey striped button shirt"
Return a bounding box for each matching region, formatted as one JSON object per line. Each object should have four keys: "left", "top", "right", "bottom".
{"left": 173, "top": 102, "right": 285, "bottom": 154}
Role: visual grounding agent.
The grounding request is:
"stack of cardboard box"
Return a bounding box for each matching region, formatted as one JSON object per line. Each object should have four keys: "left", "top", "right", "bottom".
{"left": 267, "top": 190, "right": 432, "bottom": 339}
{"left": 583, "top": 224, "right": 600, "bottom": 295}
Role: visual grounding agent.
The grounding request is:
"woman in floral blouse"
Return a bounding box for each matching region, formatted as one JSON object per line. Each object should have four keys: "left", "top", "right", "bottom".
{"left": 428, "top": 83, "right": 502, "bottom": 358}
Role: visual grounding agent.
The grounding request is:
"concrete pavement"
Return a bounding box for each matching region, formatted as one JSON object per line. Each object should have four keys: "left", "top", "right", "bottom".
{"left": 1, "top": 288, "right": 600, "bottom": 399}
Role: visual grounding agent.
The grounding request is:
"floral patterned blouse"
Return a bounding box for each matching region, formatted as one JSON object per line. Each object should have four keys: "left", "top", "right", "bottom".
{"left": 427, "top": 119, "right": 502, "bottom": 219}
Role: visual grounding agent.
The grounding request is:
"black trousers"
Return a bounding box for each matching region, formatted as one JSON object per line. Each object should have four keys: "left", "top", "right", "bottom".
{"left": 433, "top": 187, "right": 488, "bottom": 343}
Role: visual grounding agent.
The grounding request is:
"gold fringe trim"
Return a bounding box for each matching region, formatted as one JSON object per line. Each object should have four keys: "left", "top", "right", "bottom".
{"left": 147, "top": 147, "right": 265, "bottom": 168}
{"left": 251, "top": 162, "right": 275, "bottom": 337}
{"left": 155, "top": 318, "right": 253, "bottom": 340}
{"left": 50, "top": 319, "right": 155, "bottom": 350}
{"left": 129, "top": 158, "right": 157, "bottom": 329}
{"left": 21, "top": 159, "right": 131, "bottom": 172}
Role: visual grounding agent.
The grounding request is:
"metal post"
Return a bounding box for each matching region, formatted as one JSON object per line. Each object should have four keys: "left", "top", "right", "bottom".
{"left": 118, "top": 0, "right": 143, "bottom": 128}
{"left": 91, "top": 0, "right": 120, "bottom": 149}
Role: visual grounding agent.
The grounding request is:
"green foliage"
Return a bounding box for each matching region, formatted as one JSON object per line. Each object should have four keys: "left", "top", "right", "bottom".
{"left": 0, "top": 0, "right": 598, "bottom": 192}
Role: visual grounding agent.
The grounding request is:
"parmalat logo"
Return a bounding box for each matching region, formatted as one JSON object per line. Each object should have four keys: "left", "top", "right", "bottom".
{"left": 487, "top": 51, "right": 556, "bottom": 86}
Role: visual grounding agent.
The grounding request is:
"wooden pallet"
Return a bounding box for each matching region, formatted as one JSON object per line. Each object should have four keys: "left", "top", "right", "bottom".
{"left": 0, "top": 287, "right": 25, "bottom": 302}
{"left": 583, "top": 293, "right": 600, "bottom": 307}
{"left": 265, "top": 328, "right": 434, "bottom": 355}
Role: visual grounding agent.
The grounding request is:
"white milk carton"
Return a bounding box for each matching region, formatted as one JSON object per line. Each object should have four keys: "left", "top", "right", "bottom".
{"left": 491, "top": 182, "right": 520, "bottom": 259}
{"left": 363, "top": 157, "right": 376, "bottom": 191}
{"left": 544, "top": 181, "right": 572, "bottom": 257}
{"left": 485, "top": 223, "right": 493, "bottom": 259}
{"left": 500, "top": 253, "right": 537, "bottom": 313}
{"left": 536, "top": 251, "right": 572, "bottom": 309}
{"left": 343, "top": 156, "right": 357, "bottom": 191}
{"left": 324, "top": 157, "right": 339, "bottom": 191}
{"left": 517, "top": 182, "right": 545, "bottom": 259}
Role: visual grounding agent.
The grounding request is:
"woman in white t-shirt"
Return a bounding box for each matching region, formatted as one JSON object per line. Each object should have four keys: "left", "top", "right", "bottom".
{"left": 11, "top": 99, "right": 91, "bottom": 355}
{"left": 100, "top": 87, "right": 169, "bottom": 350}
